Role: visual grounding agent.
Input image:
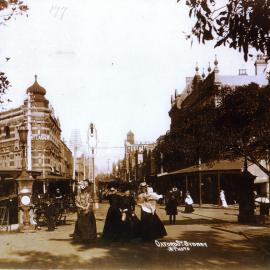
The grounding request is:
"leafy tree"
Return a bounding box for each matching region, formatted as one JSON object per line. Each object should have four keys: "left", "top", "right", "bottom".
{"left": 179, "top": 0, "right": 270, "bottom": 61}
{"left": 215, "top": 83, "right": 270, "bottom": 175}
{"left": 154, "top": 133, "right": 188, "bottom": 172}
{"left": 161, "top": 83, "right": 270, "bottom": 178}
{"left": 0, "top": 0, "right": 28, "bottom": 105}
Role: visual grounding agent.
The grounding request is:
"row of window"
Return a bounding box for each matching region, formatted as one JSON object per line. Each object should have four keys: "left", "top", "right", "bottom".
{"left": 0, "top": 125, "right": 53, "bottom": 139}
{"left": 0, "top": 126, "right": 11, "bottom": 138}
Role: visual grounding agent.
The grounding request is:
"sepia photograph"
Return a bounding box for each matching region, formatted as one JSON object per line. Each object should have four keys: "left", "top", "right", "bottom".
{"left": 0, "top": 0, "right": 269, "bottom": 269}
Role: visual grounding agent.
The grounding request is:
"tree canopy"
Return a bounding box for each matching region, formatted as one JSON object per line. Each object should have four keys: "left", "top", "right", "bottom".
{"left": 179, "top": 0, "right": 270, "bottom": 61}
{"left": 0, "top": 0, "right": 28, "bottom": 106}
{"left": 156, "top": 83, "right": 270, "bottom": 175}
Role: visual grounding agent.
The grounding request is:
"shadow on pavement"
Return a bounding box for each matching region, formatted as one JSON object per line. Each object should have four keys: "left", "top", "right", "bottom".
{"left": 1, "top": 229, "right": 269, "bottom": 270}
{"left": 162, "top": 218, "right": 223, "bottom": 226}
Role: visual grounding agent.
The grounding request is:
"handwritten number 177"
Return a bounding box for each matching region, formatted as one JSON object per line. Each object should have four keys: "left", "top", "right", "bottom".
{"left": 50, "top": 6, "right": 67, "bottom": 20}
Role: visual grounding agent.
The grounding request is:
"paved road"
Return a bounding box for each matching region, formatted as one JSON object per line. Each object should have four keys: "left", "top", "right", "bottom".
{"left": 0, "top": 203, "right": 269, "bottom": 270}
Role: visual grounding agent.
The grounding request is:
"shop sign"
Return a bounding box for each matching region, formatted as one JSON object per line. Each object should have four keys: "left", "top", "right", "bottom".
{"left": 32, "top": 134, "right": 50, "bottom": 141}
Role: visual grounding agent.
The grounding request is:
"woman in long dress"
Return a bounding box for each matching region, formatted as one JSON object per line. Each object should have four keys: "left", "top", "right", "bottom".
{"left": 73, "top": 181, "right": 97, "bottom": 243}
{"left": 102, "top": 187, "right": 121, "bottom": 241}
{"left": 118, "top": 188, "right": 141, "bottom": 241}
{"left": 137, "top": 184, "right": 167, "bottom": 241}
{"left": 220, "top": 190, "right": 228, "bottom": 208}
{"left": 184, "top": 193, "right": 194, "bottom": 213}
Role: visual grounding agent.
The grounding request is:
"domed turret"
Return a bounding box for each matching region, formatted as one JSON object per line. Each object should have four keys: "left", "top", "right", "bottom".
{"left": 208, "top": 62, "right": 211, "bottom": 73}
{"left": 195, "top": 62, "right": 199, "bottom": 75}
{"left": 214, "top": 55, "right": 219, "bottom": 73}
{"left": 202, "top": 68, "right": 205, "bottom": 79}
{"left": 25, "top": 75, "right": 49, "bottom": 108}
{"left": 194, "top": 62, "right": 202, "bottom": 81}
{"left": 27, "top": 75, "right": 46, "bottom": 96}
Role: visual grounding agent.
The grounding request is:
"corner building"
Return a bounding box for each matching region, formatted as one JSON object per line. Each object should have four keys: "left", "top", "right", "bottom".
{"left": 0, "top": 76, "right": 73, "bottom": 225}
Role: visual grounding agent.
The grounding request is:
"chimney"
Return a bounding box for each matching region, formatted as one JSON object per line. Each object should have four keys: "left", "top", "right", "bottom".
{"left": 238, "top": 69, "right": 247, "bottom": 76}
{"left": 254, "top": 54, "right": 267, "bottom": 76}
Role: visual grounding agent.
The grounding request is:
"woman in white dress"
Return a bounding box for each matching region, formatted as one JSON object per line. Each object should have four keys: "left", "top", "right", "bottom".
{"left": 137, "top": 184, "right": 167, "bottom": 241}
{"left": 184, "top": 192, "right": 194, "bottom": 213}
{"left": 220, "top": 190, "right": 228, "bottom": 208}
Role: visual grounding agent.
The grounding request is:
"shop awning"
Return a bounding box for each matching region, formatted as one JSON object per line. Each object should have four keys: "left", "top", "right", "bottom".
{"left": 35, "top": 175, "right": 73, "bottom": 181}
{"left": 0, "top": 169, "right": 41, "bottom": 180}
{"left": 158, "top": 160, "right": 243, "bottom": 177}
{"left": 254, "top": 177, "right": 268, "bottom": 184}
{"left": 98, "top": 178, "right": 118, "bottom": 183}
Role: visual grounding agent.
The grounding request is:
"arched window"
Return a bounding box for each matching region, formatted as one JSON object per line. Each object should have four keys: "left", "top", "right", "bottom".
{"left": 5, "top": 126, "right": 10, "bottom": 138}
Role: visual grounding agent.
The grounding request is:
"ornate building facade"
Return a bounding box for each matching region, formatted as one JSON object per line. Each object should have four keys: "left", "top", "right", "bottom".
{"left": 0, "top": 76, "right": 73, "bottom": 225}
{"left": 0, "top": 75, "right": 73, "bottom": 179}
{"left": 155, "top": 55, "right": 269, "bottom": 203}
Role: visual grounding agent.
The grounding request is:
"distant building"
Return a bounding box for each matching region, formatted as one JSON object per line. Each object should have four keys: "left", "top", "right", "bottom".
{"left": 75, "top": 154, "right": 92, "bottom": 181}
{"left": 114, "top": 131, "right": 156, "bottom": 181}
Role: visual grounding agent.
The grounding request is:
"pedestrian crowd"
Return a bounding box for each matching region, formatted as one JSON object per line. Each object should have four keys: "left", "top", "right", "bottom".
{"left": 71, "top": 180, "right": 168, "bottom": 244}
{"left": 32, "top": 180, "right": 270, "bottom": 243}
{"left": 69, "top": 180, "right": 208, "bottom": 244}
{"left": 34, "top": 181, "right": 270, "bottom": 244}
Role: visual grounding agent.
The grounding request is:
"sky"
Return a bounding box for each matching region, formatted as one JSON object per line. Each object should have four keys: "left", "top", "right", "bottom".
{"left": 1, "top": 0, "right": 258, "bottom": 172}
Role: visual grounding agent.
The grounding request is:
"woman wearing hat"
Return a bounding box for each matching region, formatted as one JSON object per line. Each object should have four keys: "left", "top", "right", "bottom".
{"left": 184, "top": 192, "right": 194, "bottom": 213}
{"left": 137, "top": 185, "right": 167, "bottom": 241}
{"left": 118, "top": 185, "right": 141, "bottom": 241}
{"left": 102, "top": 187, "right": 121, "bottom": 241}
{"left": 73, "top": 180, "right": 97, "bottom": 243}
{"left": 220, "top": 190, "right": 228, "bottom": 208}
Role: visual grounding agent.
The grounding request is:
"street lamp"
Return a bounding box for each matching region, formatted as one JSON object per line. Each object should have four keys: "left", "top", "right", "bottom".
{"left": 87, "top": 122, "right": 99, "bottom": 208}
{"left": 18, "top": 124, "right": 28, "bottom": 170}
{"left": 16, "top": 123, "right": 35, "bottom": 232}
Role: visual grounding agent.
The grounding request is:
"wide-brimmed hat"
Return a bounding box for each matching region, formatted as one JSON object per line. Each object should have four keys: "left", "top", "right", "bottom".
{"left": 78, "top": 180, "right": 89, "bottom": 190}
{"left": 139, "top": 182, "right": 148, "bottom": 187}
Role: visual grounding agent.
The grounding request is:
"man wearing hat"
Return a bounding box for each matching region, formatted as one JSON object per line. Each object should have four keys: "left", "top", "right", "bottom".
{"left": 45, "top": 197, "right": 57, "bottom": 231}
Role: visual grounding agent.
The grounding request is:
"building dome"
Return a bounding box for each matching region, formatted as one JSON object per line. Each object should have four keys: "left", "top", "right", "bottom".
{"left": 127, "top": 130, "right": 134, "bottom": 136}
{"left": 26, "top": 75, "right": 46, "bottom": 96}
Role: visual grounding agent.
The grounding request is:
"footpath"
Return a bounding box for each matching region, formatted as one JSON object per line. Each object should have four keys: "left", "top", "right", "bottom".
{"left": 0, "top": 203, "right": 269, "bottom": 270}
{"left": 190, "top": 204, "right": 270, "bottom": 257}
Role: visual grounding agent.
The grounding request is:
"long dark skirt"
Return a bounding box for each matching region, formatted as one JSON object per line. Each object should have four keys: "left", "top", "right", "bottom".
{"left": 102, "top": 207, "right": 121, "bottom": 241}
{"left": 119, "top": 213, "right": 142, "bottom": 241}
{"left": 74, "top": 211, "right": 97, "bottom": 243}
{"left": 184, "top": 204, "right": 194, "bottom": 213}
{"left": 141, "top": 210, "right": 167, "bottom": 241}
